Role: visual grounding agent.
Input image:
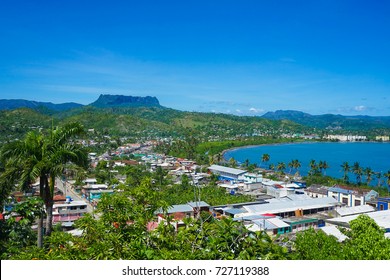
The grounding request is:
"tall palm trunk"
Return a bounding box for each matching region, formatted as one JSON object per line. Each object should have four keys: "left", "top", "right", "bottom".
{"left": 37, "top": 176, "right": 45, "bottom": 247}
{"left": 45, "top": 176, "right": 55, "bottom": 236}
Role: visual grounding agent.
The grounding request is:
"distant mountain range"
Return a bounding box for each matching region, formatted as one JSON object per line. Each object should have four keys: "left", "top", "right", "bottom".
{"left": 0, "top": 94, "right": 161, "bottom": 112}
{"left": 0, "top": 99, "right": 83, "bottom": 112}
{"left": 262, "top": 110, "right": 390, "bottom": 130}
{"left": 1, "top": 96, "right": 390, "bottom": 132}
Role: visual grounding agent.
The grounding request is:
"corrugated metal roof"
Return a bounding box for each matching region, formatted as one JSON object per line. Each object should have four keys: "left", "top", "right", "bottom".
{"left": 187, "top": 201, "right": 210, "bottom": 208}
{"left": 336, "top": 205, "right": 375, "bottom": 217}
{"left": 167, "top": 204, "right": 193, "bottom": 214}
{"left": 240, "top": 197, "right": 338, "bottom": 216}
{"left": 328, "top": 209, "right": 390, "bottom": 229}
{"left": 267, "top": 217, "right": 290, "bottom": 228}
{"left": 224, "top": 208, "right": 246, "bottom": 215}
{"left": 328, "top": 187, "right": 352, "bottom": 195}
{"left": 208, "top": 165, "right": 247, "bottom": 176}
{"left": 320, "top": 225, "right": 348, "bottom": 242}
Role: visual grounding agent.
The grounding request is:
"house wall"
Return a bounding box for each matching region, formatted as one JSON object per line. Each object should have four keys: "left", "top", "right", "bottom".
{"left": 328, "top": 191, "right": 364, "bottom": 207}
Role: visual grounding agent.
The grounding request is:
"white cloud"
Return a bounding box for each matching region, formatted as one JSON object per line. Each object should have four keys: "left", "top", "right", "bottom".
{"left": 354, "top": 105, "right": 367, "bottom": 112}
{"left": 249, "top": 107, "right": 264, "bottom": 113}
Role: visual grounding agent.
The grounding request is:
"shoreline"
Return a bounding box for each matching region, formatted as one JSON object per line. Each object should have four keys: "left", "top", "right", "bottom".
{"left": 221, "top": 141, "right": 314, "bottom": 158}
{"left": 221, "top": 140, "right": 388, "bottom": 159}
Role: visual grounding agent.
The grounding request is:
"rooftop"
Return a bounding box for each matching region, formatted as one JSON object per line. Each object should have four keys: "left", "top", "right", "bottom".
{"left": 328, "top": 209, "right": 390, "bottom": 230}
{"left": 240, "top": 197, "right": 339, "bottom": 216}
{"left": 208, "top": 165, "right": 247, "bottom": 176}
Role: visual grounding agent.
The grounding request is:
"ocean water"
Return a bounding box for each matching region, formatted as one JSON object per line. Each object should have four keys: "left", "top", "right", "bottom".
{"left": 223, "top": 142, "right": 390, "bottom": 182}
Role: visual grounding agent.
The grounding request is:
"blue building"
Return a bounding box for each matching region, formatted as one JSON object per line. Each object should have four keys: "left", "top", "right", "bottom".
{"left": 366, "top": 197, "right": 390, "bottom": 211}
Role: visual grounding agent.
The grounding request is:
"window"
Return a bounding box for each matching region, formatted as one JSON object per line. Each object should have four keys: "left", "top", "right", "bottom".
{"left": 355, "top": 200, "right": 361, "bottom": 206}
{"left": 342, "top": 197, "right": 348, "bottom": 204}
{"left": 380, "top": 204, "right": 384, "bottom": 211}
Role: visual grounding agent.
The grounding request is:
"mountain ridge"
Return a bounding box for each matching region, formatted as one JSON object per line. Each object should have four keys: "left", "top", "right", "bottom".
{"left": 262, "top": 110, "right": 390, "bottom": 130}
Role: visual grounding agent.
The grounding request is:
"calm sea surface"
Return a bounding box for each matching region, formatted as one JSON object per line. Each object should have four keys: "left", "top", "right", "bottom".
{"left": 223, "top": 142, "right": 390, "bottom": 180}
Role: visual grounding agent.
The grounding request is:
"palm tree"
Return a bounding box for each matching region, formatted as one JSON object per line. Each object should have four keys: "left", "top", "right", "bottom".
{"left": 229, "top": 157, "right": 237, "bottom": 168}
{"left": 352, "top": 162, "right": 363, "bottom": 185}
{"left": 276, "top": 162, "right": 286, "bottom": 175}
{"left": 376, "top": 172, "right": 382, "bottom": 188}
{"left": 261, "top": 154, "right": 270, "bottom": 169}
{"left": 215, "top": 153, "right": 223, "bottom": 164}
{"left": 293, "top": 159, "right": 301, "bottom": 176}
{"left": 288, "top": 160, "right": 294, "bottom": 175}
{"left": 341, "top": 162, "right": 350, "bottom": 183}
{"left": 0, "top": 122, "right": 88, "bottom": 245}
{"left": 383, "top": 170, "right": 390, "bottom": 193}
{"left": 309, "top": 159, "right": 318, "bottom": 176}
{"left": 319, "top": 161, "right": 329, "bottom": 176}
{"left": 363, "top": 167, "right": 374, "bottom": 186}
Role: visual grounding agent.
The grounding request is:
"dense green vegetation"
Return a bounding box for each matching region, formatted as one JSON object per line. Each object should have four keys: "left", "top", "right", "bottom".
{"left": 263, "top": 109, "right": 390, "bottom": 132}
{"left": 1, "top": 101, "right": 390, "bottom": 260}
{"left": 2, "top": 187, "right": 389, "bottom": 260}
{"left": 0, "top": 105, "right": 313, "bottom": 144}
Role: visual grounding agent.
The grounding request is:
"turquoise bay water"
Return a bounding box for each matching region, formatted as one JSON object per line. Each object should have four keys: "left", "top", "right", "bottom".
{"left": 224, "top": 142, "right": 390, "bottom": 181}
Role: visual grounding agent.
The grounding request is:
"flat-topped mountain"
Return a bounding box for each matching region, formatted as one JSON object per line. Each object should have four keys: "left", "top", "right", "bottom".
{"left": 89, "top": 94, "right": 161, "bottom": 108}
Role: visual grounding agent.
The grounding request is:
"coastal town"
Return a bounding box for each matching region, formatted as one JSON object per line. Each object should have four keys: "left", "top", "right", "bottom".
{"left": 3, "top": 133, "right": 389, "bottom": 254}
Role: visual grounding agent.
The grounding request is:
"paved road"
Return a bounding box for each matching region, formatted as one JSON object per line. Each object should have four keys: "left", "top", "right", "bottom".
{"left": 55, "top": 178, "right": 95, "bottom": 214}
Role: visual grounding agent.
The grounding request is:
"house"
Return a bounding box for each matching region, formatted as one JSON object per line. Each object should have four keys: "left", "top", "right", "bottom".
{"left": 283, "top": 217, "right": 319, "bottom": 233}
{"left": 267, "top": 184, "right": 295, "bottom": 199}
{"left": 208, "top": 164, "right": 247, "bottom": 181}
{"left": 84, "top": 178, "right": 97, "bottom": 186}
{"left": 218, "top": 182, "right": 242, "bottom": 194}
{"left": 52, "top": 200, "right": 88, "bottom": 225}
{"left": 366, "top": 197, "right": 390, "bottom": 211}
{"left": 87, "top": 189, "right": 114, "bottom": 202}
{"left": 305, "top": 185, "right": 328, "bottom": 198}
{"left": 237, "top": 196, "right": 339, "bottom": 218}
{"left": 243, "top": 173, "right": 263, "bottom": 183}
{"left": 244, "top": 215, "right": 292, "bottom": 235}
{"left": 187, "top": 201, "right": 210, "bottom": 216}
{"left": 328, "top": 186, "right": 378, "bottom": 207}
{"left": 81, "top": 184, "right": 108, "bottom": 201}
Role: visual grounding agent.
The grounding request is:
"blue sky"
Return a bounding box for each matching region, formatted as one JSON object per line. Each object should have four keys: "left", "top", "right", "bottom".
{"left": 0, "top": 0, "right": 389, "bottom": 116}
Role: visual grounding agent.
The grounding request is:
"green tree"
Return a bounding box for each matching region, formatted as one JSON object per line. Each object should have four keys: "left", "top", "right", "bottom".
{"left": 0, "top": 122, "right": 88, "bottom": 246}
{"left": 319, "top": 161, "right": 329, "bottom": 176}
{"left": 363, "top": 167, "right": 374, "bottom": 186}
{"left": 276, "top": 162, "right": 286, "bottom": 175}
{"left": 229, "top": 157, "right": 237, "bottom": 168}
{"left": 376, "top": 171, "right": 382, "bottom": 188}
{"left": 292, "top": 228, "right": 343, "bottom": 260}
{"left": 261, "top": 154, "right": 270, "bottom": 169}
{"left": 309, "top": 159, "right": 319, "bottom": 176}
{"left": 343, "top": 215, "right": 390, "bottom": 260}
{"left": 383, "top": 170, "right": 390, "bottom": 193}
{"left": 341, "top": 162, "right": 350, "bottom": 183}
{"left": 352, "top": 162, "right": 363, "bottom": 185}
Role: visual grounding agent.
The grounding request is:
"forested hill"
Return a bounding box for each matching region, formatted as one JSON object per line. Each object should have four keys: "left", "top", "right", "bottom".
{"left": 2, "top": 96, "right": 390, "bottom": 143}
{"left": 262, "top": 110, "right": 390, "bottom": 131}
{"left": 0, "top": 99, "right": 83, "bottom": 112}
{"left": 0, "top": 106, "right": 308, "bottom": 143}
{"left": 0, "top": 95, "right": 161, "bottom": 112}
